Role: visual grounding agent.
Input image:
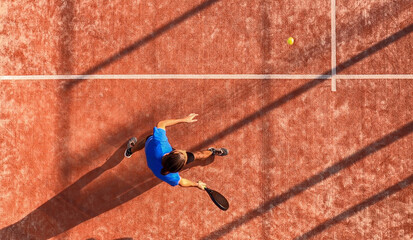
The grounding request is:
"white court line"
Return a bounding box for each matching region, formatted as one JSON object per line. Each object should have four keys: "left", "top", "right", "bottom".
{"left": 0, "top": 74, "right": 330, "bottom": 80}
{"left": 1, "top": 74, "right": 413, "bottom": 81}
{"left": 331, "top": 0, "right": 337, "bottom": 92}
{"left": 335, "top": 75, "right": 413, "bottom": 79}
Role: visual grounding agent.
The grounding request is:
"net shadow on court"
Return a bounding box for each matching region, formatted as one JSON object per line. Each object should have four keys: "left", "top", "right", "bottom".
{"left": 54, "top": 0, "right": 221, "bottom": 197}
{"left": 1, "top": 2, "right": 411, "bottom": 238}
{"left": 2, "top": 21, "right": 410, "bottom": 240}
{"left": 55, "top": 0, "right": 411, "bottom": 183}
{"left": 55, "top": 0, "right": 413, "bottom": 235}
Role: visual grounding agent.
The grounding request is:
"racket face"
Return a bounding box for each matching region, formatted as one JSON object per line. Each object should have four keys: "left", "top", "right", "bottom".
{"left": 205, "top": 188, "right": 229, "bottom": 211}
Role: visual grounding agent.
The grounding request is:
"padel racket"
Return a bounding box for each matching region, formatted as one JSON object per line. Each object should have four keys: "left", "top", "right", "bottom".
{"left": 204, "top": 187, "right": 229, "bottom": 211}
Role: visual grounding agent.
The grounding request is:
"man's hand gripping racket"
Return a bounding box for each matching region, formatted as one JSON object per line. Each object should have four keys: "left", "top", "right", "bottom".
{"left": 198, "top": 181, "right": 229, "bottom": 211}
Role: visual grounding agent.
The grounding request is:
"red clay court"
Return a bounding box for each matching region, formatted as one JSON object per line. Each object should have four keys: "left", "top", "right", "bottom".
{"left": 0, "top": 0, "right": 412, "bottom": 239}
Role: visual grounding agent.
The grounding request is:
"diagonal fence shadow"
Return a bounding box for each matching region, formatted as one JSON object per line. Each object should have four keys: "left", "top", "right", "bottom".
{"left": 49, "top": 7, "right": 413, "bottom": 180}
{"left": 55, "top": 5, "right": 412, "bottom": 237}
{"left": 63, "top": 0, "right": 220, "bottom": 90}
{"left": 194, "top": 23, "right": 413, "bottom": 240}
{"left": 54, "top": 0, "right": 221, "bottom": 196}
{"left": 282, "top": 0, "right": 412, "bottom": 72}
{"left": 1, "top": 21, "right": 410, "bottom": 240}
{"left": 55, "top": 0, "right": 221, "bottom": 188}
{"left": 53, "top": 2, "right": 412, "bottom": 200}
{"left": 190, "top": 23, "right": 413, "bottom": 152}
{"left": 295, "top": 173, "right": 413, "bottom": 240}
{"left": 57, "top": 7, "right": 413, "bottom": 168}
{"left": 1, "top": 7, "right": 411, "bottom": 240}
{"left": 201, "top": 120, "right": 413, "bottom": 240}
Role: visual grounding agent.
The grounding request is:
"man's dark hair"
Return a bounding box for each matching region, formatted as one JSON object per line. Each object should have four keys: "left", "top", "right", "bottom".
{"left": 161, "top": 152, "right": 186, "bottom": 175}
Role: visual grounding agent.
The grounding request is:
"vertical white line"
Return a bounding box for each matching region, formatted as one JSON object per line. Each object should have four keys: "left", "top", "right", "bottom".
{"left": 331, "top": 0, "right": 337, "bottom": 92}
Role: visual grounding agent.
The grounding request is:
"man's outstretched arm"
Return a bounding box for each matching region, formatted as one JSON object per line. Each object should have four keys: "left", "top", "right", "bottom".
{"left": 157, "top": 113, "right": 198, "bottom": 130}
{"left": 179, "top": 178, "right": 206, "bottom": 190}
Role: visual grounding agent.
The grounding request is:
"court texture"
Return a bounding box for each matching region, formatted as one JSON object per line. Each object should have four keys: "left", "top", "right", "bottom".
{"left": 0, "top": 0, "right": 412, "bottom": 239}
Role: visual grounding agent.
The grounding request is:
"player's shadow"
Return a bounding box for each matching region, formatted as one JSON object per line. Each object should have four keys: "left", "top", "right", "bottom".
{"left": 3, "top": 6, "right": 410, "bottom": 240}
{"left": 0, "top": 133, "right": 215, "bottom": 240}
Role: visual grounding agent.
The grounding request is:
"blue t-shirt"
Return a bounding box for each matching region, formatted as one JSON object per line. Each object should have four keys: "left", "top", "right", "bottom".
{"left": 145, "top": 127, "right": 181, "bottom": 186}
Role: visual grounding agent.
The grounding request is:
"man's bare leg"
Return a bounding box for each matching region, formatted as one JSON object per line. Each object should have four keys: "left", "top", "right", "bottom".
{"left": 193, "top": 150, "right": 213, "bottom": 161}
{"left": 192, "top": 148, "right": 228, "bottom": 161}
{"left": 130, "top": 135, "right": 150, "bottom": 154}
{"left": 125, "top": 135, "right": 151, "bottom": 158}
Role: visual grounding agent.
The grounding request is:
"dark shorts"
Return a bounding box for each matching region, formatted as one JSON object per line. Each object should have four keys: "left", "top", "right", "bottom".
{"left": 186, "top": 152, "right": 195, "bottom": 164}
{"left": 146, "top": 135, "right": 194, "bottom": 165}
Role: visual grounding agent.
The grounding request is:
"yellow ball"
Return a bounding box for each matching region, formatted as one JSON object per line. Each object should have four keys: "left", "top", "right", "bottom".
{"left": 287, "top": 37, "right": 294, "bottom": 45}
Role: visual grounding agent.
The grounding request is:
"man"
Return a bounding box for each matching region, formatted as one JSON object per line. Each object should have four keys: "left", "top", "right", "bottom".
{"left": 124, "top": 113, "right": 228, "bottom": 190}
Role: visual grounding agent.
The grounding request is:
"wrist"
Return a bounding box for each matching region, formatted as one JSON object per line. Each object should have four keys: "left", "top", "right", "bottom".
{"left": 180, "top": 117, "right": 190, "bottom": 123}
{"left": 196, "top": 181, "right": 206, "bottom": 189}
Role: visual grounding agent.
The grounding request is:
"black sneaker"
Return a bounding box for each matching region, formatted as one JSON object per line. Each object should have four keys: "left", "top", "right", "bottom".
{"left": 208, "top": 147, "right": 229, "bottom": 156}
{"left": 124, "top": 148, "right": 132, "bottom": 158}
{"left": 124, "top": 137, "right": 137, "bottom": 158}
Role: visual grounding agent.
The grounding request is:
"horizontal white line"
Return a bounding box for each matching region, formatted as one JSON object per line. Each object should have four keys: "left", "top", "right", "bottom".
{"left": 0, "top": 74, "right": 412, "bottom": 80}
{"left": 0, "top": 74, "right": 329, "bottom": 80}
{"left": 335, "top": 75, "right": 413, "bottom": 79}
